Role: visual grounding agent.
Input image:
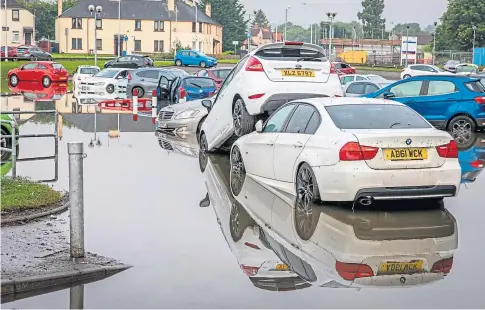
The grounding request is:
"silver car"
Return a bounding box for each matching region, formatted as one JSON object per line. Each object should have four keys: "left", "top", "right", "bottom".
{"left": 343, "top": 81, "right": 385, "bottom": 97}
{"left": 127, "top": 68, "right": 188, "bottom": 98}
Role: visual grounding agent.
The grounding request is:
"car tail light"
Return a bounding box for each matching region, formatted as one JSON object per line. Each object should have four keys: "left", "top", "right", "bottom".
{"left": 208, "top": 91, "right": 215, "bottom": 97}
{"left": 474, "top": 96, "right": 485, "bottom": 104}
{"left": 336, "top": 261, "right": 374, "bottom": 281}
{"left": 244, "top": 242, "right": 261, "bottom": 250}
{"left": 245, "top": 56, "right": 264, "bottom": 72}
{"left": 127, "top": 73, "right": 132, "bottom": 81}
{"left": 471, "top": 160, "right": 484, "bottom": 168}
{"left": 248, "top": 93, "right": 265, "bottom": 99}
{"left": 435, "top": 140, "right": 458, "bottom": 158}
{"left": 284, "top": 41, "right": 304, "bottom": 45}
{"left": 179, "top": 87, "right": 186, "bottom": 99}
{"left": 431, "top": 257, "right": 453, "bottom": 274}
{"left": 240, "top": 265, "right": 260, "bottom": 277}
{"left": 339, "top": 142, "right": 378, "bottom": 161}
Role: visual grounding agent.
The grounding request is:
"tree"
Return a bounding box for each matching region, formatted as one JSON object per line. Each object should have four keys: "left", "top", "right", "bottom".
{"left": 252, "top": 9, "right": 269, "bottom": 28}
{"left": 357, "top": 0, "right": 386, "bottom": 39}
{"left": 199, "top": 0, "right": 248, "bottom": 51}
{"left": 392, "top": 23, "right": 424, "bottom": 36}
{"left": 435, "top": 0, "right": 484, "bottom": 51}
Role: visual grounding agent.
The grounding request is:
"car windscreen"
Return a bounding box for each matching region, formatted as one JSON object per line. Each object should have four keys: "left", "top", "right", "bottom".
{"left": 169, "top": 69, "right": 189, "bottom": 77}
{"left": 80, "top": 67, "right": 100, "bottom": 74}
{"left": 254, "top": 45, "right": 327, "bottom": 62}
{"left": 183, "top": 78, "right": 216, "bottom": 88}
{"left": 214, "top": 69, "right": 231, "bottom": 79}
{"left": 465, "top": 80, "right": 485, "bottom": 93}
{"left": 52, "top": 64, "right": 65, "bottom": 70}
{"left": 93, "top": 70, "right": 118, "bottom": 78}
{"left": 456, "top": 66, "right": 477, "bottom": 73}
{"left": 325, "top": 104, "right": 431, "bottom": 129}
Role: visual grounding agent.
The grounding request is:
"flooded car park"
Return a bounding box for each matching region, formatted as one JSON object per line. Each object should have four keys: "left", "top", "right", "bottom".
{"left": 1, "top": 92, "right": 485, "bottom": 308}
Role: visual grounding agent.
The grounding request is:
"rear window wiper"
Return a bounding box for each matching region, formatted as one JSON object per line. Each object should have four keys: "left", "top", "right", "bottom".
{"left": 297, "top": 57, "right": 323, "bottom": 62}
{"left": 188, "top": 82, "right": 202, "bottom": 88}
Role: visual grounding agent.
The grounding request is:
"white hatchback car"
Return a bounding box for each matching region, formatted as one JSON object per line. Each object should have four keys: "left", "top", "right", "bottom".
{"left": 230, "top": 97, "right": 462, "bottom": 205}
{"left": 199, "top": 42, "right": 343, "bottom": 152}
{"left": 78, "top": 68, "right": 132, "bottom": 99}
{"left": 72, "top": 65, "right": 100, "bottom": 91}
{"left": 400, "top": 64, "right": 449, "bottom": 79}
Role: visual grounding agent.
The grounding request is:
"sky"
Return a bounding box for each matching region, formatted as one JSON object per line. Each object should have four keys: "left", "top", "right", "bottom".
{"left": 239, "top": 0, "right": 448, "bottom": 29}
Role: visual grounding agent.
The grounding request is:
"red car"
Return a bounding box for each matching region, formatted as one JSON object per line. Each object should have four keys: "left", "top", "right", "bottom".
{"left": 0, "top": 46, "right": 17, "bottom": 59}
{"left": 8, "top": 61, "right": 68, "bottom": 88}
{"left": 332, "top": 62, "right": 356, "bottom": 75}
{"left": 194, "top": 67, "right": 233, "bottom": 90}
{"left": 8, "top": 81, "right": 68, "bottom": 101}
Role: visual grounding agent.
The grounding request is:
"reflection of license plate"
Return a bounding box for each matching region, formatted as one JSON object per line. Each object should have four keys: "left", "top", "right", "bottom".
{"left": 384, "top": 148, "right": 428, "bottom": 161}
{"left": 159, "top": 122, "right": 167, "bottom": 128}
{"left": 379, "top": 261, "right": 423, "bottom": 275}
{"left": 281, "top": 70, "right": 315, "bottom": 77}
{"left": 275, "top": 264, "right": 289, "bottom": 271}
{"left": 81, "top": 86, "right": 90, "bottom": 91}
{"left": 160, "top": 133, "right": 167, "bottom": 139}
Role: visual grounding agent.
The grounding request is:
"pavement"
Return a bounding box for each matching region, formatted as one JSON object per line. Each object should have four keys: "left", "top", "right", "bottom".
{"left": 0, "top": 93, "right": 484, "bottom": 307}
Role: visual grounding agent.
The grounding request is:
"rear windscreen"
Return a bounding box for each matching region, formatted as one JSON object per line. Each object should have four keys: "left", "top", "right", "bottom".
{"left": 465, "top": 81, "right": 485, "bottom": 93}
{"left": 80, "top": 68, "right": 99, "bottom": 74}
{"left": 52, "top": 64, "right": 65, "bottom": 70}
{"left": 255, "top": 46, "right": 327, "bottom": 61}
{"left": 183, "top": 78, "right": 215, "bottom": 88}
{"left": 325, "top": 104, "right": 431, "bottom": 129}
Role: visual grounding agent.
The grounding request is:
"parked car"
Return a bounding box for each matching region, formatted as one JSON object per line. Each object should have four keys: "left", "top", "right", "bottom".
{"left": 199, "top": 42, "right": 343, "bottom": 152}
{"left": 127, "top": 68, "right": 188, "bottom": 98}
{"left": 444, "top": 60, "right": 461, "bottom": 73}
{"left": 104, "top": 55, "right": 154, "bottom": 69}
{"left": 9, "top": 81, "right": 68, "bottom": 101}
{"left": 362, "top": 75, "right": 485, "bottom": 132}
{"left": 72, "top": 65, "right": 100, "bottom": 91}
{"left": 156, "top": 94, "right": 216, "bottom": 134}
{"left": 401, "top": 64, "right": 448, "bottom": 79}
{"left": 78, "top": 68, "right": 133, "bottom": 99}
{"left": 174, "top": 50, "right": 217, "bottom": 68}
{"left": 0, "top": 46, "right": 17, "bottom": 59}
{"left": 456, "top": 132, "right": 485, "bottom": 183}
{"left": 470, "top": 73, "right": 485, "bottom": 86}
{"left": 8, "top": 61, "right": 68, "bottom": 88}
{"left": 16, "top": 46, "right": 52, "bottom": 61}
{"left": 455, "top": 63, "right": 479, "bottom": 75}
{"left": 229, "top": 97, "right": 461, "bottom": 206}
{"left": 159, "top": 76, "right": 216, "bottom": 104}
{"left": 332, "top": 62, "right": 355, "bottom": 75}
{"left": 195, "top": 67, "right": 233, "bottom": 89}
{"left": 343, "top": 81, "right": 384, "bottom": 97}
{"left": 1, "top": 114, "right": 19, "bottom": 162}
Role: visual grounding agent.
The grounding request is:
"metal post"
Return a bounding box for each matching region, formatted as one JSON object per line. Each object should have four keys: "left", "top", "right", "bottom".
{"left": 54, "top": 112, "right": 59, "bottom": 181}
{"left": 310, "top": 24, "right": 312, "bottom": 44}
{"left": 94, "top": 107, "right": 97, "bottom": 141}
{"left": 70, "top": 285, "right": 84, "bottom": 309}
{"left": 117, "top": 0, "right": 121, "bottom": 57}
{"left": 472, "top": 25, "right": 477, "bottom": 65}
{"left": 432, "top": 34, "right": 436, "bottom": 65}
{"left": 94, "top": 14, "right": 98, "bottom": 67}
{"left": 284, "top": 7, "right": 290, "bottom": 42}
{"left": 68, "top": 142, "right": 85, "bottom": 259}
{"left": 405, "top": 26, "right": 409, "bottom": 66}
{"left": 3, "top": 0, "right": 8, "bottom": 62}
{"left": 11, "top": 122, "right": 17, "bottom": 178}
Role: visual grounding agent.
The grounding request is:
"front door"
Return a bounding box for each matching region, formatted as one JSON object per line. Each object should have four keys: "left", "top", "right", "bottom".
{"left": 24, "top": 31, "right": 32, "bottom": 45}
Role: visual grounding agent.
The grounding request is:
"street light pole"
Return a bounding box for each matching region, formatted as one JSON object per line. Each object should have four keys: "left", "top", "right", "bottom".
{"left": 432, "top": 21, "right": 437, "bottom": 65}
{"left": 117, "top": 0, "right": 121, "bottom": 57}
{"left": 472, "top": 25, "right": 477, "bottom": 65}
{"left": 195, "top": 1, "right": 198, "bottom": 51}
{"left": 3, "top": 0, "right": 8, "bottom": 62}
{"left": 405, "top": 25, "right": 409, "bottom": 67}
{"left": 88, "top": 5, "right": 102, "bottom": 67}
{"left": 284, "top": 6, "right": 290, "bottom": 41}
{"left": 326, "top": 13, "right": 336, "bottom": 59}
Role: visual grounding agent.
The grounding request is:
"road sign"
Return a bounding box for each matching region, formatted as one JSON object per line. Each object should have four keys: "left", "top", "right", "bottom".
{"left": 232, "top": 41, "right": 238, "bottom": 45}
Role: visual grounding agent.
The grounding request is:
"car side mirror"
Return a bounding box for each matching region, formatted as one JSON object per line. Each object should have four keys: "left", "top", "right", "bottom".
{"left": 383, "top": 92, "right": 395, "bottom": 99}
{"left": 255, "top": 120, "right": 263, "bottom": 133}
{"left": 201, "top": 99, "right": 212, "bottom": 111}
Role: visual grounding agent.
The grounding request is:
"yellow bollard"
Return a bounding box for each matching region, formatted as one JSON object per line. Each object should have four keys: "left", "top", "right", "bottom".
{"left": 58, "top": 114, "right": 63, "bottom": 140}
{"left": 108, "top": 130, "right": 120, "bottom": 138}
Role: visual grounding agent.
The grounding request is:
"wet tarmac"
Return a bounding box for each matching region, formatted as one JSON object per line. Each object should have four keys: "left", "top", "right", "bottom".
{"left": 1, "top": 93, "right": 485, "bottom": 308}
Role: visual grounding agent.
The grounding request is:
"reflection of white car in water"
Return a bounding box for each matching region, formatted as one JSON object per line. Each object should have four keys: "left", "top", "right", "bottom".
{"left": 78, "top": 68, "right": 133, "bottom": 99}
{"left": 200, "top": 153, "right": 309, "bottom": 291}
{"left": 231, "top": 171, "right": 458, "bottom": 288}
{"left": 157, "top": 132, "right": 199, "bottom": 158}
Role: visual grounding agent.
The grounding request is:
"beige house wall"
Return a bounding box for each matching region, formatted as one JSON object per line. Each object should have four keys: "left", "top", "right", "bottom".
{"left": 56, "top": 17, "right": 222, "bottom": 55}
{"left": 1, "top": 8, "right": 35, "bottom": 46}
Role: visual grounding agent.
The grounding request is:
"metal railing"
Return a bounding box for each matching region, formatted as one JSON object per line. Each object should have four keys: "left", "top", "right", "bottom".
{"left": 1, "top": 110, "right": 59, "bottom": 182}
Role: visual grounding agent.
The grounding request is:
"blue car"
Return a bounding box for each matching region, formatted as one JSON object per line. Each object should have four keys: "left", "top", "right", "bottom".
{"left": 158, "top": 76, "right": 216, "bottom": 104}
{"left": 457, "top": 132, "right": 485, "bottom": 183}
{"left": 174, "top": 50, "right": 217, "bottom": 68}
{"left": 362, "top": 75, "right": 485, "bottom": 132}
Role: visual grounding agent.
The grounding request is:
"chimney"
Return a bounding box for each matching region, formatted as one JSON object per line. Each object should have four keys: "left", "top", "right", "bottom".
{"left": 168, "top": 0, "right": 174, "bottom": 11}
{"left": 58, "top": 0, "right": 63, "bottom": 16}
{"left": 205, "top": 3, "right": 211, "bottom": 17}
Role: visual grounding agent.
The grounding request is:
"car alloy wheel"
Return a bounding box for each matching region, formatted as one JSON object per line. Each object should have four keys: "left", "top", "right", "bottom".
{"left": 9, "top": 74, "right": 18, "bottom": 86}
{"left": 198, "top": 133, "right": 209, "bottom": 172}
{"left": 175, "top": 60, "right": 182, "bottom": 66}
{"left": 232, "top": 99, "right": 255, "bottom": 137}
{"left": 230, "top": 146, "right": 246, "bottom": 196}
{"left": 295, "top": 164, "right": 319, "bottom": 240}
{"left": 450, "top": 117, "right": 474, "bottom": 138}
{"left": 30, "top": 56, "right": 36, "bottom": 61}
{"left": 42, "top": 76, "right": 51, "bottom": 87}
{"left": 229, "top": 203, "right": 250, "bottom": 242}
{"left": 106, "top": 84, "right": 115, "bottom": 94}
{"left": 200, "top": 61, "right": 206, "bottom": 68}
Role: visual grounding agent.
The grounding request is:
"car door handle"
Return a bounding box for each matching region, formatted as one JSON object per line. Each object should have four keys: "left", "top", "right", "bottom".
{"left": 266, "top": 141, "right": 274, "bottom": 146}
{"left": 293, "top": 142, "right": 304, "bottom": 148}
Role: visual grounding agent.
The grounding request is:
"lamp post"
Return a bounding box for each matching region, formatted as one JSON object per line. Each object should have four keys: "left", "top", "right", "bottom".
{"left": 88, "top": 5, "right": 102, "bottom": 67}
{"left": 284, "top": 6, "right": 290, "bottom": 42}
{"left": 326, "top": 12, "right": 336, "bottom": 59}
{"left": 3, "top": 0, "right": 8, "bottom": 62}
{"left": 195, "top": 0, "right": 198, "bottom": 51}
{"left": 405, "top": 25, "right": 409, "bottom": 67}
{"left": 432, "top": 21, "right": 437, "bottom": 65}
{"left": 117, "top": 0, "right": 121, "bottom": 57}
{"left": 472, "top": 25, "right": 477, "bottom": 65}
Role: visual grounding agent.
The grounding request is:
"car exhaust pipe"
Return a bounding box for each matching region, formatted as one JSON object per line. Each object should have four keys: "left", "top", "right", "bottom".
{"left": 358, "top": 196, "right": 373, "bottom": 206}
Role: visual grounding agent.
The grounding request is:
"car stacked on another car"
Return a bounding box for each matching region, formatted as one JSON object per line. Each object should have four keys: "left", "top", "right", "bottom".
{"left": 174, "top": 50, "right": 217, "bottom": 68}
{"left": 127, "top": 68, "right": 189, "bottom": 98}
{"left": 78, "top": 68, "right": 133, "bottom": 99}
{"left": 104, "top": 55, "right": 154, "bottom": 69}
{"left": 8, "top": 61, "right": 68, "bottom": 88}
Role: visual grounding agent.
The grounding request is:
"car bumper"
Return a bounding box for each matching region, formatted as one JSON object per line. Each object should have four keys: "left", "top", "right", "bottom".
{"left": 313, "top": 161, "right": 461, "bottom": 202}
{"left": 475, "top": 117, "right": 485, "bottom": 129}
{"left": 156, "top": 116, "right": 202, "bottom": 133}
{"left": 51, "top": 75, "right": 69, "bottom": 82}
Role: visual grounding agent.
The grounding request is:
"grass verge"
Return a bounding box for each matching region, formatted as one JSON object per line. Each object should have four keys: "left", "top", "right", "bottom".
{"left": 1, "top": 177, "right": 62, "bottom": 212}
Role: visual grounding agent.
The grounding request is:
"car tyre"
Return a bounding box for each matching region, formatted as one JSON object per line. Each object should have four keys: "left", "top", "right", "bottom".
{"left": 175, "top": 59, "right": 182, "bottom": 66}
{"left": 403, "top": 74, "right": 411, "bottom": 79}
{"left": 448, "top": 115, "right": 476, "bottom": 136}
{"left": 106, "top": 84, "right": 115, "bottom": 94}
{"left": 132, "top": 87, "right": 144, "bottom": 97}
{"left": 30, "top": 55, "right": 36, "bottom": 61}
{"left": 229, "top": 202, "right": 252, "bottom": 242}
{"left": 1, "top": 127, "right": 12, "bottom": 162}
{"left": 200, "top": 61, "right": 206, "bottom": 68}
{"left": 196, "top": 116, "right": 207, "bottom": 139}
{"left": 294, "top": 163, "right": 321, "bottom": 241}
{"left": 198, "top": 132, "right": 209, "bottom": 172}
{"left": 9, "top": 74, "right": 19, "bottom": 86}
{"left": 233, "top": 98, "right": 255, "bottom": 137}
{"left": 42, "top": 76, "right": 51, "bottom": 88}
{"left": 47, "top": 57, "right": 53, "bottom": 62}
{"left": 230, "top": 145, "right": 246, "bottom": 197}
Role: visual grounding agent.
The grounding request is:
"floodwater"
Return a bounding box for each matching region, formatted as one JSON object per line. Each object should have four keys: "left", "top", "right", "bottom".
{"left": 1, "top": 93, "right": 485, "bottom": 308}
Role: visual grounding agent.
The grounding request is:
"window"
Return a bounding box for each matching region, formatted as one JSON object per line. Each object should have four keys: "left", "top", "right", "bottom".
{"left": 135, "top": 20, "right": 141, "bottom": 30}
{"left": 254, "top": 47, "right": 326, "bottom": 61}
{"left": 79, "top": 67, "right": 99, "bottom": 75}
{"left": 325, "top": 104, "right": 431, "bottom": 130}
{"left": 199, "top": 22, "right": 203, "bottom": 33}
{"left": 192, "top": 41, "right": 196, "bottom": 49}
{"left": 356, "top": 76, "right": 367, "bottom": 81}
{"left": 52, "top": 64, "right": 65, "bottom": 70}
{"left": 38, "top": 64, "right": 47, "bottom": 69}
{"left": 154, "top": 21, "right": 164, "bottom": 31}
{"left": 465, "top": 81, "right": 485, "bottom": 93}
{"left": 154, "top": 40, "right": 164, "bottom": 52}
{"left": 198, "top": 42, "right": 202, "bottom": 51}
{"left": 118, "top": 56, "right": 131, "bottom": 62}
{"left": 304, "top": 112, "right": 320, "bottom": 134}
{"left": 12, "top": 31, "right": 20, "bottom": 42}
{"left": 427, "top": 81, "right": 456, "bottom": 95}
{"left": 263, "top": 104, "right": 296, "bottom": 133}
{"left": 340, "top": 63, "right": 348, "bottom": 68}
{"left": 285, "top": 104, "right": 316, "bottom": 134}
{"left": 213, "top": 69, "right": 231, "bottom": 79}
{"left": 197, "top": 70, "right": 208, "bottom": 77}
{"left": 72, "top": 18, "right": 82, "bottom": 29}
{"left": 136, "top": 70, "right": 159, "bottom": 79}
{"left": 22, "top": 63, "right": 37, "bottom": 70}
{"left": 12, "top": 9, "right": 19, "bottom": 21}
{"left": 388, "top": 81, "right": 423, "bottom": 97}
{"left": 96, "top": 19, "right": 102, "bottom": 29}
{"left": 134, "top": 40, "right": 141, "bottom": 51}
{"left": 208, "top": 25, "right": 211, "bottom": 35}
{"left": 365, "top": 84, "right": 379, "bottom": 94}
{"left": 71, "top": 38, "right": 82, "bottom": 50}
{"left": 347, "top": 83, "right": 366, "bottom": 94}
{"left": 183, "top": 77, "right": 216, "bottom": 88}
{"left": 96, "top": 39, "right": 102, "bottom": 50}
{"left": 340, "top": 76, "right": 354, "bottom": 85}
{"left": 192, "top": 22, "right": 196, "bottom": 32}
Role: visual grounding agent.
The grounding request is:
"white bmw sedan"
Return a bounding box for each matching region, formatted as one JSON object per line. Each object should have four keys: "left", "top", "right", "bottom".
{"left": 229, "top": 97, "right": 462, "bottom": 205}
